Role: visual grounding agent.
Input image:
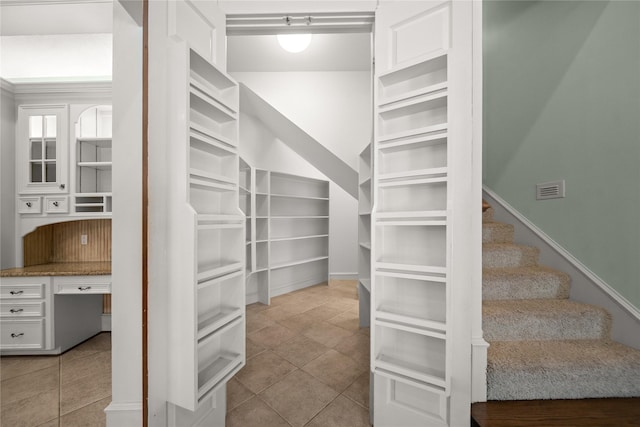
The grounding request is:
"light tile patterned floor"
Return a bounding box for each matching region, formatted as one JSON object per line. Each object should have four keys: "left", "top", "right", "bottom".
{"left": 0, "top": 333, "right": 111, "bottom": 427}
{"left": 228, "top": 280, "right": 372, "bottom": 427}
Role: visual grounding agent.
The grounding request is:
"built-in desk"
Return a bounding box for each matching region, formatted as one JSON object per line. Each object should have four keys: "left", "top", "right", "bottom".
{"left": 0, "top": 262, "right": 111, "bottom": 355}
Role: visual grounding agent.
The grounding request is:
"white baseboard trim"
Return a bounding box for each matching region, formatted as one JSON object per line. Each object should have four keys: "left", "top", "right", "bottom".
{"left": 270, "top": 276, "right": 327, "bottom": 298}
{"left": 471, "top": 337, "right": 489, "bottom": 403}
{"left": 330, "top": 272, "right": 358, "bottom": 280}
{"left": 483, "top": 186, "right": 640, "bottom": 324}
{"left": 105, "top": 401, "right": 142, "bottom": 427}
{"left": 102, "top": 314, "right": 112, "bottom": 332}
{"left": 245, "top": 292, "right": 259, "bottom": 305}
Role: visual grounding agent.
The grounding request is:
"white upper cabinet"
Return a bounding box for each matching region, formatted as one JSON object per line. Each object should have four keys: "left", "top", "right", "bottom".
{"left": 17, "top": 105, "right": 69, "bottom": 195}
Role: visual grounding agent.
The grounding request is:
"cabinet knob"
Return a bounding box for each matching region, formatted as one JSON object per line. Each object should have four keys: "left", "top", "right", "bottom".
{"left": 60, "top": 184, "right": 65, "bottom": 189}
{"left": 78, "top": 286, "right": 92, "bottom": 291}
{"left": 9, "top": 290, "right": 24, "bottom": 295}
{"left": 10, "top": 333, "right": 24, "bottom": 338}
{"left": 9, "top": 308, "right": 24, "bottom": 314}
{"left": 53, "top": 201, "right": 59, "bottom": 207}
{"left": 26, "top": 202, "right": 32, "bottom": 207}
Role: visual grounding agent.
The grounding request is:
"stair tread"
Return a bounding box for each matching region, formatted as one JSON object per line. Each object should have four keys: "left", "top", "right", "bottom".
{"left": 487, "top": 339, "right": 640, "bottom": 400}
{"left": 483, "top": 243, "right": 540, "bottom": 268}
{"left": 482, "top": 222, "right": 515, "bottom": 243}
{"left": 484, "top": 298, "right": 610, "bottom": 317}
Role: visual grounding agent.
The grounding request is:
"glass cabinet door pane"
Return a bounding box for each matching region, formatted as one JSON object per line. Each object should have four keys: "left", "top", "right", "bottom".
{"left": 44, "top": 115, "right": 57, "bottom": 138}
{"left": 45, "top": 140, "right": 56, "bottom": 160}
{"left": 31, "top": 163, "right": 43, "bottom": 183}
{"left": 45, "top": 163, "right": 56, "bottom": 183}
{"left": 29, "top": 116, "right": 43, "bottom": 138}
{"left": 31, "top": 140, "right": 43, "bottom": 160}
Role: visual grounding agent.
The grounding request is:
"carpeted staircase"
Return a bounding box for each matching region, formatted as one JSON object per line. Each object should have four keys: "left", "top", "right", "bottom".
{"left": 482, "top": 204, "right": 640, "bottom": 400}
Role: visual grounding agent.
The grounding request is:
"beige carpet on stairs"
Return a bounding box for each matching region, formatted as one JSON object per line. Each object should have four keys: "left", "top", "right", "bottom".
{"left": 482, "top": 206, "right": 640, "bottom": 400}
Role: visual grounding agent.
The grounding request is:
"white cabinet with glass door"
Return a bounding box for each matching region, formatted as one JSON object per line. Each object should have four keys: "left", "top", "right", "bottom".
{"left": 17, "top": 105, "right": 69, "bottom": 195}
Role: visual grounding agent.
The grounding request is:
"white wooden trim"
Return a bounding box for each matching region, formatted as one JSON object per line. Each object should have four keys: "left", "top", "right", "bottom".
{"left": 483, "top": 186, "right": 640, "bottom": 341}
{"left": 104, "top": 401, "right": 142, "bottom": 426}
{"left": 330, "top": 273, "right": 358, "bottom": 280}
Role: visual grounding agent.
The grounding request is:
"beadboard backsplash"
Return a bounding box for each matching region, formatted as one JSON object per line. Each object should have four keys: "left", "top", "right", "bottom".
{"left": 23, "top": 219, "right": 112, "bottom": 266}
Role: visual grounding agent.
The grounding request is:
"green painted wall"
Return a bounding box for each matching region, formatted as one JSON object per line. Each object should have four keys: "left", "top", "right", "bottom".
{"left": 483, "top": 1, "right": 640, "bottom": 309}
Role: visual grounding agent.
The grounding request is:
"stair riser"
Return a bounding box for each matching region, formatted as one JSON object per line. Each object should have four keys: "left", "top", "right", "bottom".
{"left": 482, "top": 223, "right": 514, "bottom": 244}
{"left": 484, "top": 311, "right": 610, "bottom": 341}
{"left": 483, "top": 272, "right": 570, "bottom": 300}
{"left": 483, "top": 246, "right": 539, "bottom": 268}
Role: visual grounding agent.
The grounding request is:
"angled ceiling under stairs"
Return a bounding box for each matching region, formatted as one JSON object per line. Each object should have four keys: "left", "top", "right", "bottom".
{"left": 239, "top": 83, "right": 359, "bottom": 199}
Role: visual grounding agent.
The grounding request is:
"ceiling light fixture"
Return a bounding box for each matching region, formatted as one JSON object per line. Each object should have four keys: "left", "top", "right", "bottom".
{"left": 277, "top": 33, "right": 312, "bottom": 53}
{"left": 277, "top": 16, "right": 312, "bottom": 53}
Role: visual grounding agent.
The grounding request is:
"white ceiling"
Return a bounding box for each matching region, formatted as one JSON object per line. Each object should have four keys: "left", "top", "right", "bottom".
{"left": 0, "top": 0, "right": 113, "bottom": 36}
{"left": 228, "top": 33, "right": 371, "bottom": 72}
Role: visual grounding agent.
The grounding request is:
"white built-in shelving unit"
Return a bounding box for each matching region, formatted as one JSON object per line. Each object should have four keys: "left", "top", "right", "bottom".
{"left": 74, "top": 105, "right": 113, "bottom": 214}
{"left": 167, "top": 42, "right": 245, "bottom": 412}
{"left": 372, "top": 50, "right": 451, "bottom": 416}
{"left": 242, "top": 167, "right": 330, "bottom": 304}
{"left": 358, "top": 143, "right": 372, "bottom": 327}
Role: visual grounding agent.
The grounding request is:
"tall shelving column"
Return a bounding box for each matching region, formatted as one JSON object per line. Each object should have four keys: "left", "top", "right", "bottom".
{"left": 254, "top": 168, "right": 270, "bottom": 304}
{"left": 372, "top": 51, "right": 451, "bottom": 419}
{"left": 239, "top": 157, "right": 251, "bottom": 275}
{"left": 358, "top": 143, "right": 372, "bottom": 327}
{"left": 268, "top": 172, "right": 330, "bottom": 297}
{"left": 167, "top": 42, "right": 245, "bottom": 412}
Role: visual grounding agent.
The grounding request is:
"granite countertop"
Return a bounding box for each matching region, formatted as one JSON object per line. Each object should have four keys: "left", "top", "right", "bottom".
{"left": 0, "top": 262, "right": 111, "bottom": 277}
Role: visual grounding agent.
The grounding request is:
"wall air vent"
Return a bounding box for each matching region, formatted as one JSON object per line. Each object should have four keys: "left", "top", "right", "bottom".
{"left": 536, "top": 180, "right": 565, "bottom": 200}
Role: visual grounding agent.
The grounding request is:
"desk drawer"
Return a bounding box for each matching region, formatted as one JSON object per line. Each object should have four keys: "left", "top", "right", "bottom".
{"left": 0, "top": 283, "right": 45, "bottom": 299}
{"left": 0, "top": 319, "right": 44, "bottom": 350}
{"left": 53, "top": 276, "right": 111, "bottom": 294}
{"left": 0, "top": 302, "right": 44, "bottom": 317}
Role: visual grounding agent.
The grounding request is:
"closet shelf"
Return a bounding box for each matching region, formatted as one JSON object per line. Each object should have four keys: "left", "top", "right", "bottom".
{"left": 378, "top": 82, "right": 448, "bottom": 110}
{"left": 376, "top": 210, "right": 447, "bottom": 220}
{"left": 359, "top": 242, "right": 371, "bottom": 250}
{"left": 376, "top": 219, "right": 447, "bottom": 227}
{"left": 239, "top": 186, "right": 250, "bottom": 194}
{"left": 375, "top": 357, "right": 447, "bottom": 390}
{"left": 270, "top": 256, "right": 328, "bottom": 271}
{"left": 378, "top": 175, "right": 447, "bottom": 188}
{"left": 197, "top": 261, "right": 243, "bottom": 283}
{"left": 197, "top": 222, "right": 243, "bottom": 231}
{"left": 197, "top": 353, "right": 242, "bottom": 399}
{"left": 378, "top": 50, "right": 447, "bottom": 79}
{"left": 270, "top": 193, "right": 329, "bottom": 201}
{"left": 378, "top": 88, "right": 448, "bottom": 115}
{"left": 190, "top": 177, "right": 236, "bottom": 192}
{"left": 378, "top": 167, "right": 447, "bottom": 182}
{"left": 376, "top": 262, "right": 446, "bottom": 277}
{"left": 190, "top": 85, "right": 237, "bottom": 122}
{"left": 270, "top": 215, "right": 329, "bottom": 219}
{"left": 197, "top": 214, "right": 244, "bottom": 223}
{"left": 376, "top": 268, "right": 447, "bottom": 283}
{"left": 378, "top": 130, "right": 448, "bottom": 151}
{"left": 76, "top": 192, "right": 112, "bottom": 197}
{"left": 375, "top": 312, "right": 446, "bottom": 338}
{"left": 77, "top": 161, "right": 112, "bottom": 170}
{"left": 359, "top": 176, "right": 372, "bottom": 187}
{"left": 190, "top": 124, "right": 237, "bottom": 151}
{"left": 197, "top": 307, "right": 243, "bottom": 340}
{"left": 190, "top": 77, "right": 238, "bottom": 115}
{"left": 377, "top": 123, "right": 448, "bottom": 145}
{"left": 77, "top": 136, "right": 111, "bottom": 145}
{"left": 270, "top": 234, "right": 329, "bottom": 243}
{"left": 198, "top": 270, "right": 244, "bottom": 290}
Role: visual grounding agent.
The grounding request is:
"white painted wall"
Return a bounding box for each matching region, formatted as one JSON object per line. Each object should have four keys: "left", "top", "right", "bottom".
{"left": 231, "top": 71, "right": 372, "bottom": 170}
{"left": 0, "top": 34, "right": 112, "bottom": 82}
{"left": 232, "top": 71, "right": 371, "bottom": 278}
{"left": 0, "top": 81, "right": 16, "bottom": 269}
{"left": 239, "top": 111, "right": 358, "bottom": 279}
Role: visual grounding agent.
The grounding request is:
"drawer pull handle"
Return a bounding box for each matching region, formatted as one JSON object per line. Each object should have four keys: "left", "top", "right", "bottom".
{"left": 11, "top": 333, "right": 24, "bottom": 338}
{"left": 26, "top": 202, "right": 32, "bottom": 207}
{"left": 78, "top": 286, "right": 92, "bottom": 291}
{"left": 9, "top": 290, "right": 24, "bottom": 295}
{"left": 9, "top": 308, "right": 24, "bottom": 314}
{"left": 53, "top": 201, "right": 59, "bottom": 207}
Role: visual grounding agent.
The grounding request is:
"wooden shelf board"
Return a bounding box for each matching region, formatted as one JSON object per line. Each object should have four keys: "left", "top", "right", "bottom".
{"left": 359, "top": 278, "right": 371, "bottom": 293}
{"left": 197, "top": 307, "right": 243, "bottom": 340}
{"left": 197, "top": 262, "right": 243, "bottom": 283}
{"left": 378, "top": 88, "right": 448, "bottom": 115}
{"left": 197, "top": 353, "right": 242, "bottom": 397}
{"left": 378, "top": 175, "right": 447, "bottom": 188}
{"left": 376, "top": 311, "right": 446, "bottom": 336}
{"left": 270, "top": 234, "right": 329, "bottom": 243}
{"left": 378, "top": 82, "right": 448, "bottom": 109}
{"left": 359, "top": 242, "right": 371, "bottom": 250}
{"left": 378, "top": 167, "right": 447, "bottom": 182}
{"left": 376, "top": 262, "right": 446, "bottom": 276}
{"left": 190, "top": 124, "right": 237, "bottom": 151}
{"left": 270, "top": 193, "right": 329, "bottom": 201}
{"left": 375, "top": 357, "right": 447, "bottom": 390}
{"left": 77, "top": 161, "right": 112, "bottom": 170}
{"left": 377, "top": 123, "right": 448, "bottom": 145}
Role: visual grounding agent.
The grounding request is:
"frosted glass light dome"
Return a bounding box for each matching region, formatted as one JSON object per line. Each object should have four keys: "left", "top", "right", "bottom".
{"left": 277, "top": 34, "right": 312, "bottom": 53}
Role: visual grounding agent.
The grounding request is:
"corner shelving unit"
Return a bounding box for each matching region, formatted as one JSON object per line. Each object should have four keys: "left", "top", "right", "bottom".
{"left": 358, "top": 143, "right": 372, "bottom": 327}
{"left": 74, "top": 105, "right": 113, "bottom": 214}
{"left": 372, "top": 50, "right": 451, "bottom": 414}
{"left": 167, "top": 41, "right": 245, "bottom": 412}
{"left": 268, "top": 172, "right": 329, "bottom": 297}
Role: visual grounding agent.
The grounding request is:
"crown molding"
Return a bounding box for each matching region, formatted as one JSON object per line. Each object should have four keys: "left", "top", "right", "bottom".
{"left": 1, "top": 78, "right": 16, "bottom": 97}
{"left": 10, "top": 80, "right": 112, "bottom": 103}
